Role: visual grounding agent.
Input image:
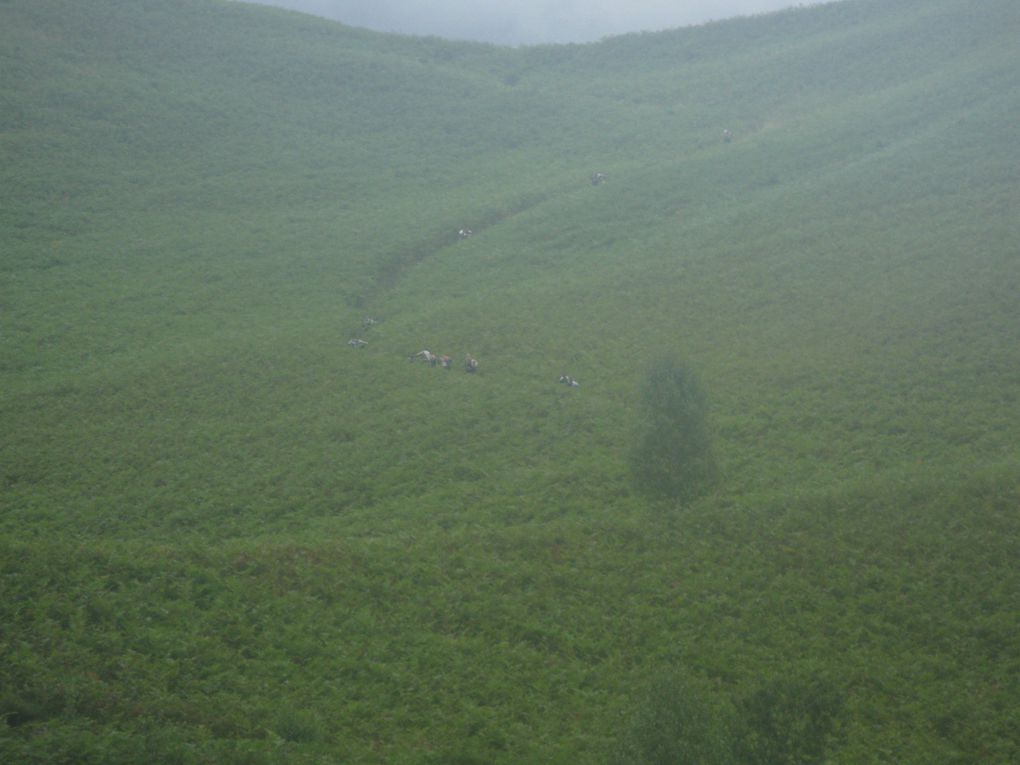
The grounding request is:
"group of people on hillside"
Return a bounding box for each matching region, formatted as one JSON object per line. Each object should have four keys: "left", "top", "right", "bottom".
{"left": 409, "top": 349, "right": 476, "bottom": 372}
{"left": 347, "top": 317, "right": 380, "bottom": 348}
{"left": 350, "top": 170, "right": 633, "bottom": 387}
{"left": 349, "top": 321, "right": 580, "bottom": 386}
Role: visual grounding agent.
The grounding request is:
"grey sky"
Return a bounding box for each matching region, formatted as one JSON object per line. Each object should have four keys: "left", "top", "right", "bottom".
{"left": 243, "top": 0, "right": 824, "bottom": 46}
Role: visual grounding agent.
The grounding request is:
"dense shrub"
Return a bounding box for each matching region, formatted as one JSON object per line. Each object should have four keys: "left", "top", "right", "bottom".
{"left": 734, "top": 676, "right": 845, "bottom": 765}
{"left": 630, "top": 357, "right": 718, "bottom": 502}
{"left": 611, "top": 671, "right": 845, "bottom": 765}
{"left": 608, "top": 673, "right": 734, "bottom": 765}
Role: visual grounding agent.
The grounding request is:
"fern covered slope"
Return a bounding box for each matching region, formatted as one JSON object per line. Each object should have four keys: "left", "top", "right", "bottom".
{"left": 2, "top": 0, "right": 1019, "bottom": 762}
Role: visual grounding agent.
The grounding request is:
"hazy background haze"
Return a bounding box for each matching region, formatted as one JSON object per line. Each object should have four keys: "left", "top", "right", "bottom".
{"left": 240, "top": 0, "right": 823, "bottom": 45}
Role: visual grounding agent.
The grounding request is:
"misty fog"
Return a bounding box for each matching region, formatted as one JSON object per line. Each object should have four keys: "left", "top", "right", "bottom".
{"left": 241, "top": 0, "right": 821, "bottom": 45}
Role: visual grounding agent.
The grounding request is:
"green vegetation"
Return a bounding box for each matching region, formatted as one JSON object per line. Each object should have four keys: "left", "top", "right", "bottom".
{"left": 2, "top": 0, "right": 1019, "bottom": 761}
{"left": 610, "top": 671, "right": 844, "bottom": 765}
{"left": 610, "top": 673, "right": 735, "bottom": 765}
{"left": 631, "top": 357, "right": 717, "bottom": 502}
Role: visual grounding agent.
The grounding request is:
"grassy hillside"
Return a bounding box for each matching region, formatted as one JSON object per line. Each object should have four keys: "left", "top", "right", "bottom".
{"left": 2, "top": 0, "right": 1019, "bottom": 762}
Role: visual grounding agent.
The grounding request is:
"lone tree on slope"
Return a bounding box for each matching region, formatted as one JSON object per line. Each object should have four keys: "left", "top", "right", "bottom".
{"left": 630, "top": 356, "right": 718, "bottom": 502}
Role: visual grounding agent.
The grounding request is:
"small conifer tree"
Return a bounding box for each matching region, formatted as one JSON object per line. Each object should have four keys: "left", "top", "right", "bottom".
{"left": 609, "top": 673, "right": 734, "bottom": 765}
{"left": 631, "top": 357, "right": 718, "bottom": 501}
{"left": 611, "top": 670, "right": 844, "bottom": 765}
